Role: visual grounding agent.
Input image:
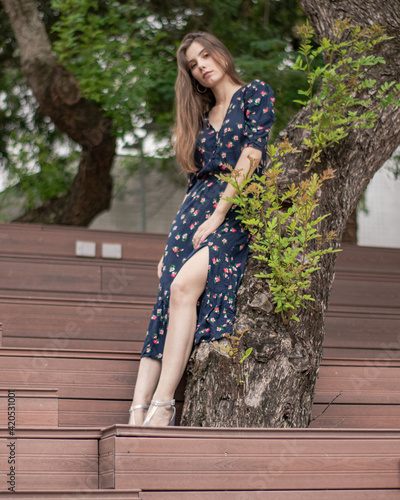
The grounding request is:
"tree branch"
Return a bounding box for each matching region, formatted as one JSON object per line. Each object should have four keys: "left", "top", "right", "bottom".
{"left": 1, "top": 0, "right": 116, "bottom": 225}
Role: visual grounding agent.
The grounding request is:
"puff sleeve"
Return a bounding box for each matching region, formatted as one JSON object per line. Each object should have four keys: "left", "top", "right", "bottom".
{"left": 243, "top": 80, "right": 275, "bottom": 151}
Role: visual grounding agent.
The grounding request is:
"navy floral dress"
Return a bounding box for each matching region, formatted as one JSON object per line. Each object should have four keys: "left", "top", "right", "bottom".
{"left": 141, "top": 80, "right": 275, "bottom": 360}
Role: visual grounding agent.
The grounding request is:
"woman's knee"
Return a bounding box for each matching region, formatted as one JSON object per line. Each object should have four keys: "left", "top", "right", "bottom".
{"left": 170, "top": 248, "right": 209, "bottom": 305}
{"left": 170, "top": 276, "right": 193, "bottom": 305}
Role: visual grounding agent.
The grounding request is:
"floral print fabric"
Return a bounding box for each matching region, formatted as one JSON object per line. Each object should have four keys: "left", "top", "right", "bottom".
{"left": 141, "top": 80, "right": 275, "bottom": 359}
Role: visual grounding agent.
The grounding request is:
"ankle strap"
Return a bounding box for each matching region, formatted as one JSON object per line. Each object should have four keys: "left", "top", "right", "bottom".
{"left": 150, "top": 399, "right": 175, "bottom": 407}
{"left": 129, "top": 404, "right": 149, "bottom": 413}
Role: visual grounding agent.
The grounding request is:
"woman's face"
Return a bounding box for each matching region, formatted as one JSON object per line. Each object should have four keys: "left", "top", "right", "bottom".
{"left": 185, "top": 41, "right": 226, "bottom": 89}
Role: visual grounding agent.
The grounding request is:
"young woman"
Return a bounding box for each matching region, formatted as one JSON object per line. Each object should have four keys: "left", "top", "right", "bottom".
{"left": 128, "top": 32, "right": 275, "bottom": 427}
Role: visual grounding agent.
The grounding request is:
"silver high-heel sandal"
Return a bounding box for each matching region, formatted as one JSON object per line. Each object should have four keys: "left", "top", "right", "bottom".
{"left": 143, "top": 399, "right": 176, "bottom": 427}
{"left": 128, "top": 404, "right": 149, "bottom": 425}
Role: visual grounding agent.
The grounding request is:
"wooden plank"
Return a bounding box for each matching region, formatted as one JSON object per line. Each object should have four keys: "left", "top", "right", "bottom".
{"left": 0, "top": 389, "right": 58, "bottom": 428}
{"left": 141, "top": 491, "right": 400, "bottom": 500}
{"left": 1, "top": 347, "right": 397, "bottom": 427}
{"left": 322, "top": 346, "right": 400, "bottom": 360}
{"left": 57, "top": 376, "right": 185, "bottom": 428}
{"left": 0, "top": 428, "right": 101, "bottom": 439}
{"left": 335, "top": 244, "right": 400, "bottom": 275}
{"left": 3, "top": 224, "right": 399, "bottom": 272}
{"left": 0, "top": 255, "right": 158, "bottom": 298}
{"left": 0, "top": 299, "right": 151, "bottom": 350}
{"left": 58, "top": 399, "right": 130, "bottom": 428}
{"left": 0, "top": 349, "right": 140, "bottom": 400}
{"left": 0, "top": 260, "right": 101, "bottom": 293}
{"left": 0, "top": 222, "right": 165, "bottom": 262}
{"left": 328, "top": 278, "right": 400, "bottom": 309}
{"left": 0, "top": 435, "right": 98, "bottom": 491}
{"left": 101, "top": 265, "right": 158, "bottom": 297}
{"left": 313, "top": 363, "right": 400, "bottom": 404}
{"left": 325, "top": 313, "right": 400, "bottom": 351}
{"left": 310, "top": 403, "right": 400, "bottom": 429}
{"left": 5, "top": 337, "right": 144, "bottom": 353}
{"left": 99, "top": 427, "right": 400, "bottom": 492}
{"left": 99, "top": 435, "right": 115, "bottom": 489}
{"left": 0, "top": 492, "right": 142, "bottom": 499}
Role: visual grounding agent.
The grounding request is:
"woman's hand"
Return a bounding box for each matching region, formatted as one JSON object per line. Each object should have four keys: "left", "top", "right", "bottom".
{"left": 193, "top": 211, "right": 226, "bottom": 249}
{"left": 157, "top": 255, "right": 164, "bottom": 279}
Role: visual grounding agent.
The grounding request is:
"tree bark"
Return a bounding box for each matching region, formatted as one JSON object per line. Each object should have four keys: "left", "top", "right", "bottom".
{"left": 1, "top": 0, "right": 116, "bottom": 226}
{"left": 342, "top": 208, "right": 357, "bottom": 244}
{"left": 181, "top": 0, "right": 400, "bottom": 427}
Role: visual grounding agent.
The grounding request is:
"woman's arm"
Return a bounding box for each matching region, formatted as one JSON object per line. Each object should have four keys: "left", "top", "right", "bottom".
{"left": 192, "top": 146, "right": 262, "bottom": 249}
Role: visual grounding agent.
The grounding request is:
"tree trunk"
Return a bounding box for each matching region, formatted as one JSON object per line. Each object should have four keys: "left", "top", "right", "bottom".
{"left": 1, "top": 0, "right": 116, "bottom": 226}
{"left": 181, "top": 0, "right": 400, "bottom": 428}
{"left": 342, "top": 208, "right": 358, "bottom": 244}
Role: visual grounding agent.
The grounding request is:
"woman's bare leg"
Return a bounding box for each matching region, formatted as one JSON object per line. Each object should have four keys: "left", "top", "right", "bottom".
{"left": 145, "top": 246, "right": 209, "bottom": 426}
{"left": 129, "top": 357, "right": 161, "bottom": 425}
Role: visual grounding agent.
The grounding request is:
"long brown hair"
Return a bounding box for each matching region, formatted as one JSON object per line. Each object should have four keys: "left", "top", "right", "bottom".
{"left": 173, "top": 32, "right": 245, "bottom": 173}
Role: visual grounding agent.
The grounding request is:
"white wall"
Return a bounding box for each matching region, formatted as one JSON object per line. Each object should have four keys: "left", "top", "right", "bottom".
{"left": 358, "top": 153, "right": 400, "bottom": 249}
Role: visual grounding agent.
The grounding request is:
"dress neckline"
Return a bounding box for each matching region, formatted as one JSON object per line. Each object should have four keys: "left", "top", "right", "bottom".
{"left": 206, "top": 85, "right": 245, "bottom": 133}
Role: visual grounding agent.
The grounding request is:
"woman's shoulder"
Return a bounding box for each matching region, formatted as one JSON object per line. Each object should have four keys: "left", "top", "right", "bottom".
{"left": 241, "top": 79, "right": 274, "bottom": 100}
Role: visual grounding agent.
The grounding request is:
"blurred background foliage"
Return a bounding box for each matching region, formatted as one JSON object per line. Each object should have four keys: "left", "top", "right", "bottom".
{"left": 0, "top": 0, "right": 307, "bottom": 215}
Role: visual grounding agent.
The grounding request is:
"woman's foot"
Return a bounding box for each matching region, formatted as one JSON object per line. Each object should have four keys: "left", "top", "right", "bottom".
{"left": 128, "top": 404, "right": 149, "bottom": 426}
{"left": 143, "top": 400, "right": 176, "bottom": 427}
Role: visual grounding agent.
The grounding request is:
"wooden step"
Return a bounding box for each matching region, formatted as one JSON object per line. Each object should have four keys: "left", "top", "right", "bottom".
{"left": 0, "top": 428, "right": 100, "bottom": 491}
{"left": 0, "top": 222, "right": 165, "bottom": 262}
{"left": 0, "top": 348, "right": 140, "bottom": 401}
{"left": 0, "top": 296, "right": 152, "bottom": 352}
{"left": 310, "top": 404, "right": 400, "bottom": 428}
{"left": 58, "top": 399, "right": 131, "bottom": 428}
{"left": 0, "top": 255, "right": 159, "bottom": 298}
{"left": 0, "top": 388, "right": 58, "bottom": 428}
{"left": 99, "top": 426, "right": 400, "bottom": 491}
{"left": 0, "top": 348, "right": 185, "bottom": 427}
{"left": 1, "top": 297, "right": 399, "bottom": 358}
{"left": 1, "top": 223, "right": 399, "bottom": 272}
{"left": 1, "top": 348, "right": 398, "bottom": 429}
{"left": 140, "top": 491, "right": 400, "bottom": 500}
{"left": 3, "top": 489, "right": 398, "bottom": 499}
{"left": 332, "top": 244, "right": 400, "bottom": 276}
{"left": 1, "top": 245, "right": 398, "bottom": 304}
{"left": 313, "top": 358, "right": 400, "bottom": 405}
{"left": 0, "top": 348, "right": 139, "bottom": 427}
{"left": 0, "top": 490, "right": 142, "bottom": 499}
{"left": 324, "top": 308, "right": 400, "bottom": 359}
{"left": 328, "top": 276, "right": 400, "bottom": 309}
